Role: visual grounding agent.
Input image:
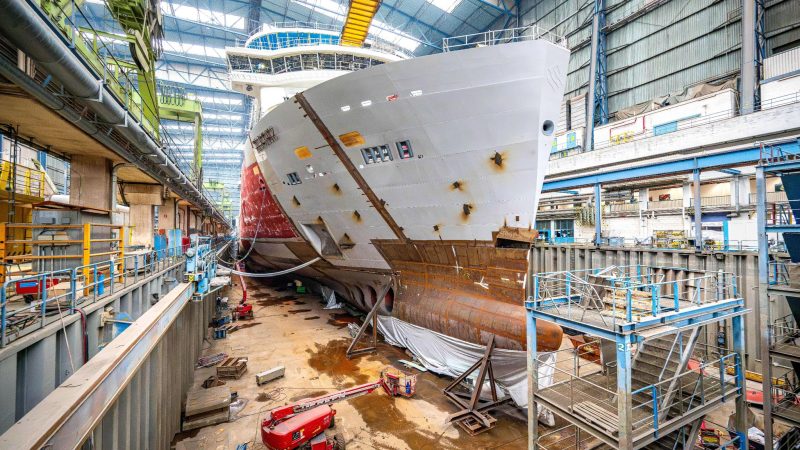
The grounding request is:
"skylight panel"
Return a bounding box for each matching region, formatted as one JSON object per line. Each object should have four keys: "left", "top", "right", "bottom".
{"left": 162, "top": 40, "right": 226, "bottom": 60}
{"left": 291, "top": 0, "right": 420, "bottom": 52}
{"left": 427, "top": 0, "right": 463, "bottom": 12}
{"left": 161, "top": 2, "right": 245, "bottom": 30}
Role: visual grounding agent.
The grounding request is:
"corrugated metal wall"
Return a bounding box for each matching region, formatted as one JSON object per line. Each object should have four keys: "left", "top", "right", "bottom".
{"left": 767, "top": 0, "right": 800, "bottom": 54}
{"left": 518, "top": 0, "right": 800, "bottom": 116}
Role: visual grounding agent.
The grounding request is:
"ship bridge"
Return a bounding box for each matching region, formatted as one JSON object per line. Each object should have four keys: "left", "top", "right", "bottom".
{"left": 226, "top": 22, "right": 407, "bottom": 115}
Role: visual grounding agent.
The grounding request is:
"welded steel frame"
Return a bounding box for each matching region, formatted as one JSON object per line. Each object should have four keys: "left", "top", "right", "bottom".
{"left": 526, "top": 265, "right": 748, "bottom": 450}
{"left": 755, "top": 150, "right": 800, "bottom": 449}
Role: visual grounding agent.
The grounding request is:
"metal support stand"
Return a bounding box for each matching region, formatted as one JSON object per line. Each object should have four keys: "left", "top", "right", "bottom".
{"left": 443, "top": 334, "right": 510, "bottom": 436}
{"left": 345, "top": 285, "right": 389, "bottom": 358}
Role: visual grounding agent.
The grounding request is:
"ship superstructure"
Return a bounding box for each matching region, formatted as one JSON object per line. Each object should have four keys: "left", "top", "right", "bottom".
{"left": 228, "top": 25, "right": 569, "bottom": 351}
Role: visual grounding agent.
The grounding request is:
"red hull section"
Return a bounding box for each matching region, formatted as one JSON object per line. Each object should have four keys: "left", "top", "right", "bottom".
{"left": 240, "top": 163, "right": 296, "bottom": 239}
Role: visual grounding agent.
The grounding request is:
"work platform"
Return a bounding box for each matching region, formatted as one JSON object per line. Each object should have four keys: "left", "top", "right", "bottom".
{"left": 526, "top": 265, "right": 748, "bottom": 450}
{"left": 757, "top": 144, "right": 800, "bottom": 443}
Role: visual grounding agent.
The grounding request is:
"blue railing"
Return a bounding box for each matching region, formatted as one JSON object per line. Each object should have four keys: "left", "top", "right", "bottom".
{"left": 629, "top": 352, "right": 741, "bottom": 433}
{"left": 0, "top": 245, "right": 186, "bottom": 347}
{"left": 537, "top": 343, "right": 741, "bottom": 441}
{"left": 530, "top": 265, "right": 739, "bottom": 328}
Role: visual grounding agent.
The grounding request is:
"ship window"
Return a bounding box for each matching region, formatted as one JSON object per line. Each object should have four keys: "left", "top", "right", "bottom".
{"left": 286, "top": 172, "right": 302, "bottom": 185}
{"left": 362, "top": 146, "right": 393, "bottom": 164}
{"left": 396, "top": 141, "right": 413, "bottom": 159}
{"left": 361, "top": 148, "right": 376, "bottom": 164}
{"left": 379, "top": 145, "right": 392, "bottom": 162}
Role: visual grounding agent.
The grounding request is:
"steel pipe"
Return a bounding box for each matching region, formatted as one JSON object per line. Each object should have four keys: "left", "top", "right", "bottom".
{"left": 0, "top": 0, "right": 228, "bottom": 225}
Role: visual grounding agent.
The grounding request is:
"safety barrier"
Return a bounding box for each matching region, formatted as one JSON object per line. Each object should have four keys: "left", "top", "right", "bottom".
{"left": 0, "top": 161, "right": 46, "bottom": 199}
{"left": 0, "top": 244, "right": 185, "bottom": 347}
{"left": 0, "top": 222, "right": 125, "bottom": 285}
{"left": 530, "top": 265, "right": 739, "bottom": 329}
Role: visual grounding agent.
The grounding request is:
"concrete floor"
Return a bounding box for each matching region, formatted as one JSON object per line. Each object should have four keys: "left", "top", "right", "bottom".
{"left": 172, "top": 277, "right": 756, "bottom": 450}
{"left": 173, "top": 278, "right": 530, "bottom": 450}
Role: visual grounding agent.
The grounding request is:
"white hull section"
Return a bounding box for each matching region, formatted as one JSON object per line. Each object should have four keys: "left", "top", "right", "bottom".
{"left": 250, "top": 39, "right": 569, "bottom": 271}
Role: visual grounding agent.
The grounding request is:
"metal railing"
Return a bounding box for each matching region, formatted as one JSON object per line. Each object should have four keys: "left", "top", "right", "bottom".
{"left": 771, "top": 385, "right": 800, "bottom": 422}
{"left": 530, "top": 265, "right": 739, "bottom": 328}
{"left": 771, "top": 315, "right": 800, "bottom": 347}
{"left": 233, "top": 22, "right": 412, "bottom": 59}
{"left": 25, "top": 0, "right": 229, "bottom": 220}
{"left": 648, "top": 199, "right": 684, "bottom": 210}
{"left": 228, "top": 53, "right": 385, "bottom": 76}
{"left": 549, "top": 91, "right": 800, "bottom": 160}
{"left": 442, "top": 25, "right": 569, "bottom": 52}
{"left": 605, "top": 202, "right": 639, "bottom": 213}
{"left": 749, "top": 191, "right": 789, "bottom": 203}
{"left": 0, "top": 161, "right": 47, "bottom": 199}
{"left": 768, "top": 261, "right": 796, "bottom": 287}
{"left": 536, "top": 344, "right": 741, "bottom": 439}
{"left": 689, "top": 195, "right": 731, "bottom": 207}
{"left": 534, "top": 236, "right": 761, "bottom": 252}
{"left": 0, "top": 244, "right": 186, "bottom": 347}
{"left": 0, "top": 237, "right": 233, "bottom": 347}
{"left": 760, "top": 139, "right": 800, "bottom": 166}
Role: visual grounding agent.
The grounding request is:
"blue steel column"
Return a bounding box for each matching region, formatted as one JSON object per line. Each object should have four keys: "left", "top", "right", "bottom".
{"left": 693, "top": 169, "right": 703, "bottom": 250}
{"left": 754, "top": 0, "right": 766, "bottom": 109}
{"left": 616, "top": 333, "right": 633, "bottom": 450}
{"left": 756, "top": 166, "right": 774, "bottom": 448}
{"left": 585, "top": 0, "right": 608, "bottom": 151}
{"left": 594, "top": 183, "right": 603, "bottom": 245}
{"left": 732, "top": 313, "right": 749, "bottom": 449}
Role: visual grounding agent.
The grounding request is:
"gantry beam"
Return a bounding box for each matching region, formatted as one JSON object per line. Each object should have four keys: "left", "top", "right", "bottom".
{"left": 340, "top": 0, "right": 382, "bottom": 47}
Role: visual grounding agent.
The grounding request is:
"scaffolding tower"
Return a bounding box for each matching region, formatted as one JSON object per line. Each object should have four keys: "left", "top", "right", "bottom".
{"left": 525, "top": 264, "right": 748, "bottom": 450}
{"left": 757, "top": 141, "right": 800, "bottom": 449}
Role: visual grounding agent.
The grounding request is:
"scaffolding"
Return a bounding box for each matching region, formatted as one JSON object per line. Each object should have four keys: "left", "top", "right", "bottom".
{"left": 756, "top": 141, "right": 800, "bottom": 449}
{"left": 525, "top": 264, "right": 748, "bottom": 450}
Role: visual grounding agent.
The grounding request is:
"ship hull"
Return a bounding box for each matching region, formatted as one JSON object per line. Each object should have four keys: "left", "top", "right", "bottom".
{"left": 239, "top": 39, "right": 569, "bottom": 351}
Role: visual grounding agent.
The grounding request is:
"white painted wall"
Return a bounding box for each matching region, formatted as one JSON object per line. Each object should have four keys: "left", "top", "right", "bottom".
{"left": 727, "top": 216, "right": 758, "bottom": 247}
{"left": 591, "top": 89, "right": 737, "bottom": 148}
{"left": 761, "top": 75, "right": 800, "bottom": 107}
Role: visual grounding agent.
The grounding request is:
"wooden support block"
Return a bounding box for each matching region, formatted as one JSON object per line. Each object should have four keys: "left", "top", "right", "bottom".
{"left": 217, "top": 356, "right": 248, "bottom": 379}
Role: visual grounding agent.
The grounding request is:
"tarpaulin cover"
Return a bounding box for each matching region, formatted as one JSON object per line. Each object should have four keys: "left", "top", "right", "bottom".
{"left": 321, "top": 286, "right": 343, "bottom": 310}
{"left": 377, "top": 316, "right": 555, "bottom": 422}
{"left": 614, "top": 78, "right": 738, "bottom": 120}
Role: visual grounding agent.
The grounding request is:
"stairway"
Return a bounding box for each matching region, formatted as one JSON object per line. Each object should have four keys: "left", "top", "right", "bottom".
{"left": 777, "top": 172, "right": 800, "bottom": 381}
{"left": 642, "top": 416, "right": 704, "bottom": 450}
{"left": 630, "top": 329, "right": 701, "bottom": 425}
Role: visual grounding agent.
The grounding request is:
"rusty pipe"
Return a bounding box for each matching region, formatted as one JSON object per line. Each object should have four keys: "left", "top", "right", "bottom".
{"left": 393, "top": 283, "right": 562, "bottom": 352}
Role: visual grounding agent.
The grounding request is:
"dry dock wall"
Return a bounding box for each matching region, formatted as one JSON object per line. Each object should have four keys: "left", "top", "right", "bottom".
{"left": 0, "top": 263, "right": 184, "bottom": 435}
{"left": 0, "top": 281, "right": 215, "bottom": 448}
{"left": 530, "top": 244, "right": 769, "bottom": 370}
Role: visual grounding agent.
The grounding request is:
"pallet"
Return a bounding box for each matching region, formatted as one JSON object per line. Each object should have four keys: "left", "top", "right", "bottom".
{"left": 217, "top": 356, "right": 248, "bottom": 379}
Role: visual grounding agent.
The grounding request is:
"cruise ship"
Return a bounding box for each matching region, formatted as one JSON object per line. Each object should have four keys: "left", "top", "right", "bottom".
{"left": 228, "top": 23, "right": 569, "bottom": 352}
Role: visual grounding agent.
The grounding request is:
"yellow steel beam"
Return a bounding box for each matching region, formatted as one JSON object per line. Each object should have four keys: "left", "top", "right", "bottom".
{"left": 82, "top": 223, "right": 91, "bottom": 292}
{"left": 0, "top": 223, "right": 5, "bottom": 284}
{"left": 340, "top": 0, "right": 382, "bottom": 47}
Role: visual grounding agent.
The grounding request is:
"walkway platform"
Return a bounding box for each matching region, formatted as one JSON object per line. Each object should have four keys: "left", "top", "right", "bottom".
{"left": 526, "top": 265, "right": 748, "bottom": 450}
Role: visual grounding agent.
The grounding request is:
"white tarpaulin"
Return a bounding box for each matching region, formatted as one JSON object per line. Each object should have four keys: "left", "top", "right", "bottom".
{"left": 321, "top": 286, "right": 343, "bottom": 310}
{"left": 376, "top": 316, "right": 555, "bottom": 423}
